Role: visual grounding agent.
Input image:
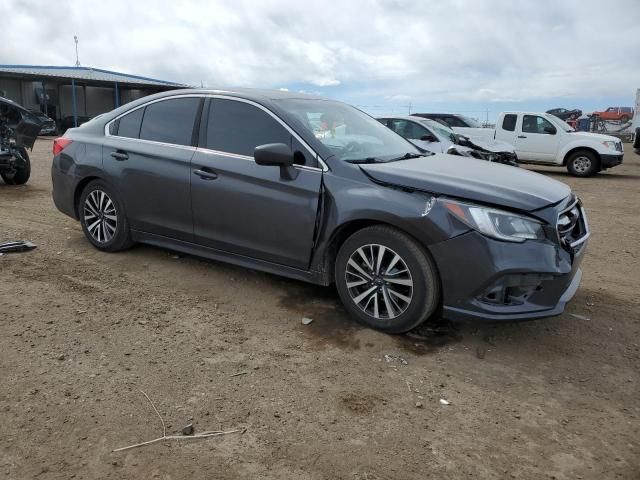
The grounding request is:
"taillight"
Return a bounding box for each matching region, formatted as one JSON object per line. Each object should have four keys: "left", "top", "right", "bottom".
{"left": 53, "top": 137, "right": 73, "bottom": 156}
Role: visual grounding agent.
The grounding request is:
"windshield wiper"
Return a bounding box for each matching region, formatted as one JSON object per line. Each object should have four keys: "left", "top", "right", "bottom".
{"left": 389, "top": 152, "right": 431, "bottom": 162}
{"left": 345, "top": 157, "right": 379, "bottom": 164}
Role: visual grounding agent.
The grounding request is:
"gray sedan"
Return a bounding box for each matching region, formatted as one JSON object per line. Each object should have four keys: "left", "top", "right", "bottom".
{"left": 51, "top": 89, "right": 587, "bottom": 332}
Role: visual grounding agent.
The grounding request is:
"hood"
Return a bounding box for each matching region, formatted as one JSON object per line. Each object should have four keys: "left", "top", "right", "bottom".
{"left": 567, "top": 131, "right": 621, "bottom": 142}
{"left": 0, "top": 96, "right": 43, "bottom": 149}
{"left": 360, "top": 154, "right": 571, "bottom": 212}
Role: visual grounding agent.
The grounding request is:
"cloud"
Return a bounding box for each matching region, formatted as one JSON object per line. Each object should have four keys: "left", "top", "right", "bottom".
{"left": 1, "top": 0, "right": 639, "bottom": 106}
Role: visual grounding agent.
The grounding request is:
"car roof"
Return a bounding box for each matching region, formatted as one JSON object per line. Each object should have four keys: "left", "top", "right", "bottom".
{"left": 378, "top": 115, "right": 424, "bottom": 122}
{"left": 149, "top": 87, "right": 327, "bottom": 103}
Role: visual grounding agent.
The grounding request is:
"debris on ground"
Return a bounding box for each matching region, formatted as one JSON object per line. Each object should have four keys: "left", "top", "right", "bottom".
{"left": 0, "top": 240, "right": 37, "bottom": 254}
{"left": 181, "top": 423, "right": 194, "bottom": 435}
{"left": 384, "top": 354, "right": 408, "bottom": 365}
{"left": 439, "top": 399, "right": 450, "bottom": 405}
{"left": 570, "top": 313, "right": 591, "bottom": 321}
{"left": 302, "top": 317, "right": 313, "bottom": 325}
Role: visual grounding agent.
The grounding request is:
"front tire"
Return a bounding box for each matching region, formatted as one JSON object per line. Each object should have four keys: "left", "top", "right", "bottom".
{"left": 0, "top": 148, "right": 31, "bottom": 185}
{"left": 566, "top": 150, "right": 599, "bottom": 177}
{"left": 78, "top": 180, "right": 133, "bottom": 252}
{"left": 335, "top": 225, "right": 440, "bottom": 333}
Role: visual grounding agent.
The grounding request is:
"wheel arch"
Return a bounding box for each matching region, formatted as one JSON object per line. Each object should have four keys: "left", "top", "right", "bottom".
{"left": 562, "top": 146, "right": 601, "bottom": 166}
{"left": 73, "top": 176, "right": 103, "bottom": 219}
{"left": 318, "top": 218, "right": 441, "bottom": 289}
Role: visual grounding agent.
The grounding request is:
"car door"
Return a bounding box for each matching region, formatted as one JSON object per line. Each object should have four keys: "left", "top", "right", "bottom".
{"left": 190, "top": 97, "right": 322, "bottom": 270}
{"left": 514, "top": 114, "right": 560, "bottom": 162}
{"left": 102, "top": 96, "right": 202, "bottom": 241}
{"left": 494, "top": 113, "right": 518, "bottom": 151}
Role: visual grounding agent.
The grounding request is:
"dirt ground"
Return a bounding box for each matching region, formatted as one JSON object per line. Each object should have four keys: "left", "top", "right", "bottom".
{"left": 1, "top": 139, "right": 638, "bottom": 480}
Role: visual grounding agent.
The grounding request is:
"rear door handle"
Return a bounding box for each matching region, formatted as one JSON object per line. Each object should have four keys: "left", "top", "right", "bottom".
{"left": 194, "top": 169, "right": 218, "bottom": 180}
{"left": 110, "top": 151, "right": 129, "bottom": 161}
{"left": 517, "top": 135, "right": 527, "bottom": 139}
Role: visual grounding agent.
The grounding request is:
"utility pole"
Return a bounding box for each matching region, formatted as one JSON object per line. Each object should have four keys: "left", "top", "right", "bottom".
{"left": 74, "top": 36, "right": 80, "bottom": 67}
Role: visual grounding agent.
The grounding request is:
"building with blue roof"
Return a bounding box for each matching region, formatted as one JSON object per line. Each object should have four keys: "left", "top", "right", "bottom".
{"left": 0, "top": 65, "right": 188, "bottom": 131}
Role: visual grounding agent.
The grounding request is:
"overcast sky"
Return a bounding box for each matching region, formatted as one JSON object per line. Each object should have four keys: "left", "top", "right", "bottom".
{"left": 2, "top": 0, "right": 639, "bottom": 119}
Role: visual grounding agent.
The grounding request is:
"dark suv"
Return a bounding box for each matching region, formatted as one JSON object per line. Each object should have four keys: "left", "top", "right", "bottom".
{"left": 51, "top": 89, "right": 588, "bottom": 333}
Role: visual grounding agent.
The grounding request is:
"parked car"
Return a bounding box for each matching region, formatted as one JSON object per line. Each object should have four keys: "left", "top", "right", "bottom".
{"left": 634, "top": 127, "right": 640, "bottom": 154}
{"left": 411, "top": 113, "right": 482, "bottom": 129}
{"left": 451, "top": 111, "right": 624, "bottom": 177}
{"left": 591, "top": 107, "right": 634, "bottom": 123}
{"left": 52, "top": 89, "right": 588, "bottom": 333}
{"left": 0, "top": 96, "right": 41, "bottom": 185}
{"left": 378, "top": 115, "right": 518, "bottom": 166}
{"left": 546, "top": 108, "right": 582, "bottom": 121}
{"left": 30, "top": 110, "right": 57, "bottom": 135}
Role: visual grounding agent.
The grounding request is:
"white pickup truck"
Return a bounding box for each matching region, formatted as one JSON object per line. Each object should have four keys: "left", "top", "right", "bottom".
{"left": 452, "top": 111, "right": 624, "bottom": 177}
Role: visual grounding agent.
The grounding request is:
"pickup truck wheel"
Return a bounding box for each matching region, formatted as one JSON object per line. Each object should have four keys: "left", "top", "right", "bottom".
{"left": 566, "top": 151, "right": 599, "bottom": 177}
{"left": 619, "top": 115, "right": 630, "bottom": 123}
{"left": 0, "top": 148, "right": 31, "bottom": 185}
{"left": 335, "top": 225, "right": 440, "bottom": 333}
{"left": 78, "top": 180, "right": 133, "bottom": 252}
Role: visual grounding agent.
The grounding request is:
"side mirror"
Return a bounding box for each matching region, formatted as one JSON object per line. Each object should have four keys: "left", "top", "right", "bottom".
{"left": 543, "top": 126, "right": 556, "bottom": 135}
{"left": 420, "top": 134, "right": 438, "bottom": 142}
{"left": 254, "top": 143, "right": 297, "bottom": 180}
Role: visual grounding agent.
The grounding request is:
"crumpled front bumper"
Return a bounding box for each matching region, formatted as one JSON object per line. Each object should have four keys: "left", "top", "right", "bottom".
{"left": 429, "top": 230, "right": 586, "bottom": 322}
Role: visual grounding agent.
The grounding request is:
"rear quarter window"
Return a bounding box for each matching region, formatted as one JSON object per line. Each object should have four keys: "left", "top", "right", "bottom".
{"left": 114, "top": 108, "right": 144, "bottom": 138}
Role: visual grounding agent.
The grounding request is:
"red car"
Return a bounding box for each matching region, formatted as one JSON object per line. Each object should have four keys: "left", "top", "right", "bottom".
{"left": 591, "top": 107, "right": 634, "bottom": 123}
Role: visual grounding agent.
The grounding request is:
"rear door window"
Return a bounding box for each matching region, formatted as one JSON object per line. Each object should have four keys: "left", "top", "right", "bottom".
{"left": 115, "top": 108, "right": 144, "bottom": 138}
{"left": 139, "top": 97, "right": 200, "bottom": 146}
{"left": 502, "top": 114, "right": 517, "bottom": 131}
{"left": 204, "top": 99, "right": 292, "bottom": 158}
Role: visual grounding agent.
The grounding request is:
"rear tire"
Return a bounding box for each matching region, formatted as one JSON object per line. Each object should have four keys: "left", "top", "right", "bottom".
{"left": 566, "top": 150, "right": 599, "bottom": 177}
{"left": 335, "top": 225, "right": 440, "bottom": 333}
{"left": 0, "top": 148, "right": 31, "bottom": 185}
{"left": 78, "top": 180, "right": 133, "bottom": 252}
{"left": 619, "top": 115, "right": 630, "bottom": 123}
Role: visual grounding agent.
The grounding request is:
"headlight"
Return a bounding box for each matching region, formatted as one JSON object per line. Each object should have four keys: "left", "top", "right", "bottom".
{"left": 443, "top": 200, "right": 545, "bottom": 242}
{"left": 602, "top": 141, "right": 617, "bottom": 150}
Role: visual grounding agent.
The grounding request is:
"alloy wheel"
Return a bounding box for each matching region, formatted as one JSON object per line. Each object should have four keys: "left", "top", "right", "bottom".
{"left": 573, "top": 155, "right": 591, "bottom": 174}
{"left": 83, "top": 190, "right": 118, "bottom": 243}
{"left": 344, "top": 244, "right": 413, "bottom": 320}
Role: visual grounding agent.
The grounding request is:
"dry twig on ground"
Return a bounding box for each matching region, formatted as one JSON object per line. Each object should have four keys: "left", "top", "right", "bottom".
{"left": 113, "top": 390, "right": 246, "bottom": 453}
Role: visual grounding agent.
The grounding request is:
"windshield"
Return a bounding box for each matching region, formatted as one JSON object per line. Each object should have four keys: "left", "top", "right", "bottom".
{"left": 274, "top": 99, "right": 420, "bottom": 162}
{"left": 546, "top": 114, "right": 574, "bottom": 132}
{"left": 458, "top": 115, "right": 481, "bottom": 127}
{"left": 419, "top": 119, "right": 456, "bottom": 142}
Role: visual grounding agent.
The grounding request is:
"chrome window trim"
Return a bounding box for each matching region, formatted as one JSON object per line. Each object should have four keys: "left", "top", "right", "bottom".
{"left": 104, "top": 93, "right": 328, "bottom": 172}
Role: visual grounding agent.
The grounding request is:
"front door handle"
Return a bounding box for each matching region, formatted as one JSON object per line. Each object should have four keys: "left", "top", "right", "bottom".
{"left": 517, "top": 135, "right": 527, "bottom": 139}
{"left": 194, "top": 169, "right": 218, "bottom": 180}
{"left": 110, "top": 151, "right": 129, "bottom": 161}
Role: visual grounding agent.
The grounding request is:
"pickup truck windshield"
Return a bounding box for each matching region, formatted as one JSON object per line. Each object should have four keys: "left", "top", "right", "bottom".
{"left": 546, "top": 114, "right": 575, "bottom": 133}
{"left": 275, "top": 99, "right": 420, "bottom": 163}
{"left": 458, "top": 115, "right": 481, "bottom": 128}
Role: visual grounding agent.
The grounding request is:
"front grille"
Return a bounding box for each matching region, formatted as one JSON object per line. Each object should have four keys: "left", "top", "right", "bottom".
{"left": 557, "top": 197, "right": 589, "bottom": 250}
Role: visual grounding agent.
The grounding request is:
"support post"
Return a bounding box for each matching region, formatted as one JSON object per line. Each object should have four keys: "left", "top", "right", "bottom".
{"left": 41, "top": 80, "right": 48, "bottom": 116}
{"left": 71, "top": 79, "right": 78, "bottom": 128}
{"left": 114, "top": 81, "right": 120, "bottom": 108}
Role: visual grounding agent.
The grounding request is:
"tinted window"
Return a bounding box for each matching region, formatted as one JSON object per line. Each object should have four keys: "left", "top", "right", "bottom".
{"left": 522, "top": 115, "right": 555, "bottom": 134}
{"left": 116, "top": 108, "right": 144, "bottom": 138}
{"left": 139, "top": 97, "right": 200, "bottom": 146}
{"left": 502, "top": 114, "right": 517, "bottom": 132}
{"left": 205, "top": 99, "right": 291, "bottom": 157}
{"left": 389, "top": 119, "right": 428, "bottom": 139}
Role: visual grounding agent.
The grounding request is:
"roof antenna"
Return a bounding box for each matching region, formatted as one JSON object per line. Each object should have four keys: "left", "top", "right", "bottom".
{"left": 74, "top": 35, "right": 81, "bottom": 67}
